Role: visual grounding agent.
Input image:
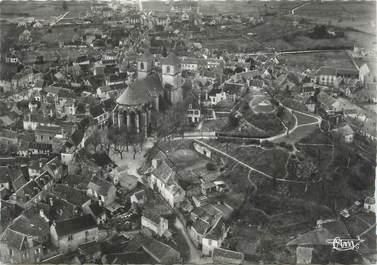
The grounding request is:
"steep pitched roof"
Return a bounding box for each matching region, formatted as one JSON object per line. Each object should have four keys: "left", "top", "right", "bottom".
{"left": 54, "top": 214, "right": 97, "bottom": 237}
{"left": 0, "top": 228, "right": 26, "bottom": 250}
{"left": 142, "top": 236, "right": 180, "bottom": 264}
{"left": 213, "top": 248, "right": 244, "bottom": 262}
{"left": 316, "top": 66, "right": 337, "bottom": 76}
{"left": 54, "top": 184, "right": 91, "bottom": 206}
{"left": 160, "top": 53, "right": 180, "bottom": 66}
{"left": 152, "top": 160, "right": 174, "bottom": 184}
{"left": 90, "top": 104, "right": 105, "bottom": 118}
{"left": 88, "top": 176, "right": 114, "bottom": 196}
{"left": 205, "top": 216, "right": 227, "bottom": 240}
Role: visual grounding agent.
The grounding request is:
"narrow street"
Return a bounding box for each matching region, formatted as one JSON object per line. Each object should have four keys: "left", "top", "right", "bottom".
{"left": 174, "top": 218, "right": 211, "bottom": 264}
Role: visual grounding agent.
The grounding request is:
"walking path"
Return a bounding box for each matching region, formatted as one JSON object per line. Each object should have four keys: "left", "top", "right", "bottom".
{"left": 110, "top": 138, "right": 156, "bottom": 182}
{"left": 291, "top": 2, "right": 310, "bottom": 15}
{"left": 268, "top": 108, "right": 322, "bottom": 143}
{"left": 194, "top": 139, "right": 306, "bottom": 184}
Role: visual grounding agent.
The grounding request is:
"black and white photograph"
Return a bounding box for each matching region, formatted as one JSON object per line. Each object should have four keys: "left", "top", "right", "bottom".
{"left": 0, "top": 0, "right": 375, "bottom": 264}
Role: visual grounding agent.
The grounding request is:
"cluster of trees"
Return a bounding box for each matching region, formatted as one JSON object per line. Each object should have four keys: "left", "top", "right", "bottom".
{"left": 87, "top": 127, "right": 144, "bottom": 160}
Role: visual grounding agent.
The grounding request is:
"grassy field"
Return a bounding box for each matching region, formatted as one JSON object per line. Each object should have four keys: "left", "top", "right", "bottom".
{"left": 296, "top": 2, "right": 375, "bottom": 20}
{"left": 282, "top": 51, "right": 356, "bottom": 72}
{"left": 293, "top": 111, "right": 318, "bottom": 125}
{"left": 143, "top": 0, "right": 301, "bottom": 16}
{"left": 206, "top": 140, "right": 289, "bottom": 179}
{"left": 273, "top": 123, "right": 319, "bottom": 144}
{"left": 0, "top": 0, "right": 92, "bottom": 19}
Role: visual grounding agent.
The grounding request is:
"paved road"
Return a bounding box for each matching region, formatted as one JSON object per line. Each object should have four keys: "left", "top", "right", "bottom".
{"left": 174, "top": 218, "right": 210, "bottom": 264}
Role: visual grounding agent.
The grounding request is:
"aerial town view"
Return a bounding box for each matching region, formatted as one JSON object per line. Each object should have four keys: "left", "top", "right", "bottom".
{"left": 0, "top": 0, "right": 375, "bottom": 264}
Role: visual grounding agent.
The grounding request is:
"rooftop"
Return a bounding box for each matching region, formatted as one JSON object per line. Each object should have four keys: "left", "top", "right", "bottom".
{"left": 54, "top": 214, "right": 97, "bottom": 237}
{"left": 116, "top": 74, "right": 163, "bottom": 106}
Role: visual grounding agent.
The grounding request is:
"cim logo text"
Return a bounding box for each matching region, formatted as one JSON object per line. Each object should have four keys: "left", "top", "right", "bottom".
{"left": 326, "top": 237, "right": 365, "bottom": 251}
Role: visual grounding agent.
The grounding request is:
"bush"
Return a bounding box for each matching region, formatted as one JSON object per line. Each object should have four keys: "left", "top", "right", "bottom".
{"left": 206, "top": 162, "right": 216, "bottom": 171}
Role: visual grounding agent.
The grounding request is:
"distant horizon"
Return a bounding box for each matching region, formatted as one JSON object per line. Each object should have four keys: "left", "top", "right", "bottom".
{"left": 0, "top": 0, "right": 376, "bottom": 2}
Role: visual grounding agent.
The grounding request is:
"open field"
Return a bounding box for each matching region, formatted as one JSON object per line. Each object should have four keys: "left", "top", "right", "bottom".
{"left": 206, "top": 140, "right": 289, "bottom": 179}
{"left": 282, "top": 50, "right": 356, "bottom": 72}
{"left": 273, "top": 123, "right": 318, "bottom": 144}
{"left": 250, "top": 95, "right": 276, "bottom": 114}
{"left": 294, "top": 111, "right": 318, "bottom": 125}
{"left": 143, "top": 0, "right": 300, "bottom": 16}
{"left": 0, "top": 0, "right": 92, "bottom": 19}
{"left": 295, "top": 2, "right": 375, "bottom": 20}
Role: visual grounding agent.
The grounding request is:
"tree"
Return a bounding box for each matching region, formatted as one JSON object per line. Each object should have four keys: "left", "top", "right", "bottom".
{"left": 155, "top": 101, "right": 188, "bottom": 140}
{"left": 87, "top": 129, "right": 111, "bottom": 153}
{"left": 108, "top": 126, "right": 129, "bottom": 159}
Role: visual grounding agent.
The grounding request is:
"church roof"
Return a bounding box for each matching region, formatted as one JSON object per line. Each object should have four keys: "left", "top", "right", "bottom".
{"left": 140, "top": 50, "right": 154, "bottom": 61}
{"left": 160, "top": 53, "right": 179, "bottom": 66}
{"left": 116, "top": 74, "right": 163, "bottom": 106}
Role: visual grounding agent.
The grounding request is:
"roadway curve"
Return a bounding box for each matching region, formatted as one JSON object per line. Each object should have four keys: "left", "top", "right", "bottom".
{"left": 267, "top": 107, "right": 322, "bottom": 143}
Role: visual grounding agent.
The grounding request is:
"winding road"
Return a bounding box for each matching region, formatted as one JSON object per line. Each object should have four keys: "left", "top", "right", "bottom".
{"left": 267, "top": 108, "right": 322, "bottom": 143}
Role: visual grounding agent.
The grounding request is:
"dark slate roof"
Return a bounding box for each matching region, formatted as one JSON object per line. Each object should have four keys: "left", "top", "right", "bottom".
{"left": 106, "top": 250, "right": 156, "bottom": 264}
{"left": 160, "top": 53, "right": 179, "bottom": 66}
{"left": 54, "top": 214, "right": 97, "bottom": 237}
{"left": 9, "top": 214, "right": 50, "bottom": 239}
{"left": 316, "top": 66, "right": 337, "bottom": 76}
{"left": 70, "top": 129, "right": 85, "bottom": 146}
{"left": 78, "top": 241, "right": 102, "bottom": 255}
{"left": 116, "top": 74, "right": 162, "bottom": 106}
{"left": 205, "top": 217, "right": 226, "bottom": 240}
{"left": 0, "top": 228, "right": 26, "bottom": 250}
{"left": 103, "top": 98, "right": 116, "bottom": 112}
{"left": 88, "top": 176, "right": 114, "bottom": 196}
{"left": 142, "top": 236, "right": 180, "bottom": 264}
{"left": 90, "top": 152, "right": 113, "bottom": 167}
{"left": 89, "top": 203, "right": 106, "bottom": 217}
{"left": 54, "top": 184, "right": 91, "bottom": 206}
{"left": 29, "top": 142, "right": 52, "bottom": 151}
{"left": 213, "top": 248, "right": 244, "bottom": 261}
{"left": 0, "top": 166, "right": 23, "bottom": 184}
{"left": 191, "top": 217, "right": 211, "bottom": 235}
{"left": 90, "top": 104, "right": 105, "bottom": 118}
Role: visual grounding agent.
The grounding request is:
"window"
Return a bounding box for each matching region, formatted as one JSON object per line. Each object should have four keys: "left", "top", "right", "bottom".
{"left": 140, "top": 62, "right": 144, "bottom": 70}
{"left": 35, "top": 248, "right": 40, "bottom": 255}
{"left": 8, "top": 248, "right": 12, "bottom": 256}
{"left": 68, "top": 235, "right": 73, "bottom": 241}
{"left": 208, "top": 239, "right": 212, "bottom": 246}
{"left": 166, "top": 66, "right": 170, "bottom": 73}
{"left": 85, "top": 231, "right": 89, "bottom": 237}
